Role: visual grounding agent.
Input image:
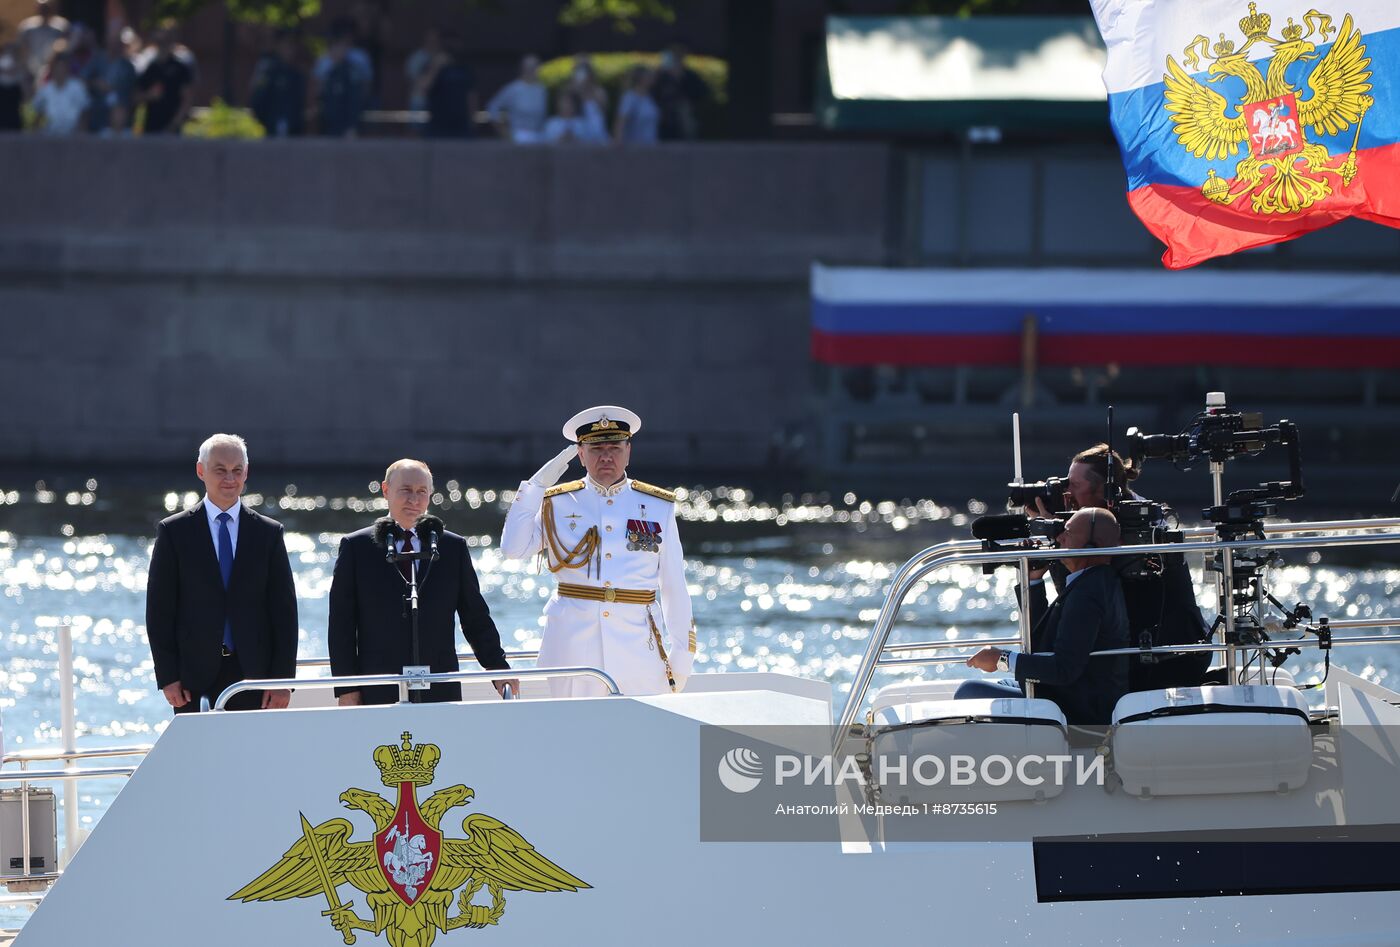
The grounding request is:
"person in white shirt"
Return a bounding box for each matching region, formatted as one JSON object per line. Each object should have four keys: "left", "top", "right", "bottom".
{"left": 486, "top": 53, "right": 547, "bottom": 143}
{"left": 500, "top": 406, "right": 697, "bottom": 697}
{"left": 568, "top": 55, "right": 609, "bottom": 141}
{"left": 16, "top": 0, "right": 68, "bottom": 83}
{"left": 614, "top": 65, "right": 659, "bottom": 145}
{"left": 543, "top": 89, "right": 602, "bottom": 145}
{"left": 31, "top": 49, "right": 88, "bottom": 135}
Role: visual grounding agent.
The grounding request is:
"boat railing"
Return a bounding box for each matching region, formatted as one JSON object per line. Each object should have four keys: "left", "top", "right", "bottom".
{"left": 293, "top": 648, "right": 540, "bottom": 671}
{"left": 0, "top": 762, "right": 143, "bottom": 897}
{"left": 836, "top": 517, "right": 1400, "bottom": 739}
{"left": 212, "top": 665, "right": 619, "bottom": 710}
{"left": 8, "top": 516, "right": 1399, "bottom": 899}
{"left": 0, "top": 643, "right": 550, "bottom": 898}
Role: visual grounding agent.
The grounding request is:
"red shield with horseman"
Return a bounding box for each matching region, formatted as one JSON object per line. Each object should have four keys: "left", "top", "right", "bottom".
{"left": 1246, "top": 92, "right": 1304, "bottom": 160}
{"left": 374, "top": 782, "right": 443, "bottom": 906}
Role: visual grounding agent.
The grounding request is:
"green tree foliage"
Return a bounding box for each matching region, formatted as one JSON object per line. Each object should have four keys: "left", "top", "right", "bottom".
{"left": 181, "top": 99, "right": 268, "bottom": 138}
{"left": 151, "top": 0, "right": 318, "bottom": 28}
{"left": 538, "top": 50, "right": 726, "bottom": 104}
{"left": 558, "top": 0, "right": 677, "bottom": 34}
{"left": 147, "top": 0, "right": 683, "bottom": 32}
{"left": 900, "top": 0, "right": 1089, "bottom": 14}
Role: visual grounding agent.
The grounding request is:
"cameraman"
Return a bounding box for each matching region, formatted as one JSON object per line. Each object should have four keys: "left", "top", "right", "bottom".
{"left": 1029, "top": 444, "right": 1212, "bottom": 691}
{"left": 960, "top": 508, "right": 1130, "bottom": 725}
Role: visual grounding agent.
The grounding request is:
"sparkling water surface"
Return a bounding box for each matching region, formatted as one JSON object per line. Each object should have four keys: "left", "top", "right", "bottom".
{"left": 1, "top": 478, "right": 1398, "bottom": 927}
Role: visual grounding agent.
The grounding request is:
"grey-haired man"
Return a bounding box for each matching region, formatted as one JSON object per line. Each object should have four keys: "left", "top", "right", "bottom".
{"left": 145, "top": 434, "right": 298, "bottom": 712}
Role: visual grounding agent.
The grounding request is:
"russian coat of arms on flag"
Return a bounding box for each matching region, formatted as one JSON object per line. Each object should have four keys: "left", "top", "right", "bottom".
{"left": 1089, "top": 0, "right": 1400, "bottom": 267}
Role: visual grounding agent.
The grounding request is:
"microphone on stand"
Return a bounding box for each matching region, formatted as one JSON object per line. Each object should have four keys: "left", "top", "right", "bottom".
{"left": 417, "top": 515, "right": 443, "bottom": 561}
{"left": 372, "top": 517, "right": 399, "bottom": 562}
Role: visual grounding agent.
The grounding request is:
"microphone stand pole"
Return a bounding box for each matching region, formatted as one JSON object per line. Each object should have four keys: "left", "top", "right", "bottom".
{"left": 388, "top": 530, "right": 431, "bottom": 705}
{"left": 390, "top": 528, "right": 439, "bottom": 705}
{"left": 407, "top": 560, "right": 423, "bottom": 704}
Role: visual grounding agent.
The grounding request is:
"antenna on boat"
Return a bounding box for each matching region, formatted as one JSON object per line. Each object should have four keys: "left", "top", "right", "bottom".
{"left": 1012, "top": 411, "right": 1023, "bottom": 490}
{"left": 1106, "top": 405, "right": 1116, "bottom": 508}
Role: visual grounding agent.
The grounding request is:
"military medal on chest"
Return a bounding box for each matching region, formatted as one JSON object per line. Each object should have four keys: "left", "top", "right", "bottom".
{"left": 626, "top": 503, "right": 664, "bottom": 553}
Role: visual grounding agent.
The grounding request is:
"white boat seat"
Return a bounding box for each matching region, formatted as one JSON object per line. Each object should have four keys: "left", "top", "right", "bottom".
{"left": 1110, "top": 685, "right": 1313, "bottom": 798}
{"left": 869, "top": 697, "right": 1070, "bottom": 803}
{"left": 869, "top": 679, "right": 965, "bottom": 727}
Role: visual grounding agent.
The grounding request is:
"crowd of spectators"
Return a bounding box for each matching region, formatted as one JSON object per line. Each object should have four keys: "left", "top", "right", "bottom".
{"left": 1, "top": 0, "right": 195, "bottom": 135}
{"left": 462, "top": 44, "right": 708, "bottom": 145}
{"left": 1, "top": 0, "right": 713, "bottom": 144}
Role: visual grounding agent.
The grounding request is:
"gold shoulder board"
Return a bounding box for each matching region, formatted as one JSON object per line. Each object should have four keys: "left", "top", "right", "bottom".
{"left": 630, "top": 480, "right": 676, "bottom": 503}
{"left": 545, "top": 479, "right": 586, "bottom": 498}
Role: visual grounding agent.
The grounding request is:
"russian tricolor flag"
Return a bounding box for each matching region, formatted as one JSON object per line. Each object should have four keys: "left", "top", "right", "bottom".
{"left": 811, "top": 265, "right": 1400, "bottom": 367}
{"left": 1090, "top": 0, "right": 1400, "bottom": 267}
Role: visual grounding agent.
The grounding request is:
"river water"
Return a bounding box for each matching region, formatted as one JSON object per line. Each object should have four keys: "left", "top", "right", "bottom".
{"left": 1, "top": 476, "right": 1398, "bottom": 926}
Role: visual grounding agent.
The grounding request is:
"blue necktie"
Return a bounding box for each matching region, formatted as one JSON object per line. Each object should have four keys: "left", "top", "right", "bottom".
{"left": 217, "top": 511, "right": 235, "bottom": 653}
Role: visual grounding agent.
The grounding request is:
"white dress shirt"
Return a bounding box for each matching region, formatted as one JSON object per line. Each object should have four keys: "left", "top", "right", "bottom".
{"left": 203, "top": 495, "right": 241, "bottom": 559}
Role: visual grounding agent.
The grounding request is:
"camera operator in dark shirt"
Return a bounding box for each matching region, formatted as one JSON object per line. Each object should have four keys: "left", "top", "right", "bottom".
{"left": 1027, "top": 444, "right": 1212, "bottom": 691}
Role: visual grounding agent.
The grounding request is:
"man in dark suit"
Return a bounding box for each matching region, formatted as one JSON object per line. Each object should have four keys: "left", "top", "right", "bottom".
{"left": 146, "top": 434, "right": 298, "bottom": 713}
{"left": 960, "top": 508, "right": 1130, "bottom": 725}
{"left": 1027, "top": 443, "right": 1212, "bottom": 690}
{"left": 329, "top": 459, "right": 516, "bottom": 706}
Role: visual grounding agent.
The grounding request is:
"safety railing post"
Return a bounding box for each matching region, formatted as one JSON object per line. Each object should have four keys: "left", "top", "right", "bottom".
{"left": 58, "top": 621, "right": 80, "bottom": 867}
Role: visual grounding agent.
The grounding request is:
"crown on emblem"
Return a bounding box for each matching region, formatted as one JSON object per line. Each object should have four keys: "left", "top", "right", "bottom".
{"left": 1281, "top": 17, "right": 1303, "bottom": 41}
{"left": 1213, "top": 32, "right": 1236, "bottom": 57}
{"left": 1239, "top": 2, "right": 1271, "bottom": 41}
{"left": 373, "top": 731, "right": 441, "bottom": 787}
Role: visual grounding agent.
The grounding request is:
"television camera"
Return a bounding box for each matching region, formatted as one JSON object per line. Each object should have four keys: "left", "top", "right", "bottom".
{"left": 1125, "top": 394, "right": 1304, "bottom": 538}
{"left": 979, "top": 394, "right": 1321, "bottom": 686}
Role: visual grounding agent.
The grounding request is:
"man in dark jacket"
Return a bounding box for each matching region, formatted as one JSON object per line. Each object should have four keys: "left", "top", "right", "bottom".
{"left": 329, "top": 459, "right": 516, "bottom": 705}
{"left": 136, "top": 25, "right": 194, "bottom": 134}
{"left": 145, "top": 434, "right": 298, "bottom": 713}
{"left": 1031, "top": 443, "right": 1213, "bottom": 690}
{"left": 960, "top": 508, "right": 1130, "bottom": 725}
{"left": 316, "top": 29, "right": 364, "bottom": 137}
{"left": 250, "top": 30, "right": 306, "bottom": 137}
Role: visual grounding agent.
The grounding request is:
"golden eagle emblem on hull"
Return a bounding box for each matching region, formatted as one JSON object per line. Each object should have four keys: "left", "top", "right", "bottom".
{"left": 230, "top": 732, "right": 589, "bottom": 945}
{"left": 1163, "top": 3, "right": 1374, "bottom": 214}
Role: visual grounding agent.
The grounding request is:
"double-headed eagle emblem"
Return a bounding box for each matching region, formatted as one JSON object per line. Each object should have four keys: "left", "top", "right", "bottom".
{"left": 1163, "top": 3, "right": 1374, "bottom": 214}
{"left": 231, "top": 732, "right": 588, "bottom": 945}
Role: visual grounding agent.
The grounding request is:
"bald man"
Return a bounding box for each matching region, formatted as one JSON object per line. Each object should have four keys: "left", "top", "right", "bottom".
{"left": 329, "top": 459, "right": 514, "bottom": 705}
{"left": 959, "top": 508, "right": 1130, "bottom": 725}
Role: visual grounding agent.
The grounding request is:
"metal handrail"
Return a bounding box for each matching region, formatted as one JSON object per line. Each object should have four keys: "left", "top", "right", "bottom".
{"left": 836, "top": 525, "right": 1400, "bottom": 737}
{"left": 0, "top": 764, "right": 138, "bottom": 897}
{"left": 883, "top": 635, "right": 1024, "bottom": 654}
{"left": 1324, "top": 618, "right": 1400, "bottom": 631}
{"left": 3, "top": 745, "right": 154, "bottom": 765}
{"left": 879, "top": 633, "right": 1400, "bottom": 668}
{"left": 214, "top": 666, "right": 619, "bottom": 710}
{"left": 0, "top": 767, "right": 138, "bottom": 782}
{"left": 295, "top": 648, "right": 540, "bottom": 671}
{"left": 0, "top": 891, "right": 49, "bottom": 905}
{"left": 1177, "top": 516, "right": 1400, "bottom": 539}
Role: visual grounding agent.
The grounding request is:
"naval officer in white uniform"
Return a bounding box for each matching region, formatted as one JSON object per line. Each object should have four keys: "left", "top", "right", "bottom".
{"left": 500, "top": 405, "right": 696, "bottom": 697}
